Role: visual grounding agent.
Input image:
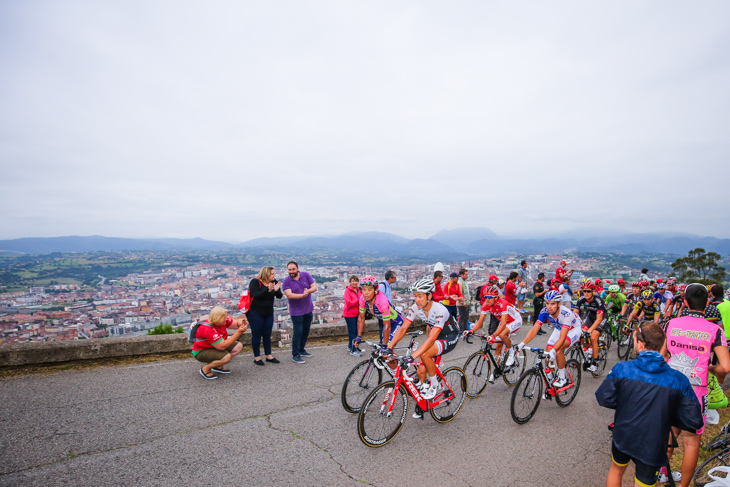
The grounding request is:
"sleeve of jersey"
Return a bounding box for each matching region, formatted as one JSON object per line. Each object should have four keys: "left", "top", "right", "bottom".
{"left": 376, "top": 295, "right": 397, "bottom": 320}
{"left": 405, "top": 304, "right": 418, "bottom": 322}
{"left": 358, "top": 295, "right": 366, "bottom": 313}
{"left": 536, "top": 309, "right": 549, "bottom": 324}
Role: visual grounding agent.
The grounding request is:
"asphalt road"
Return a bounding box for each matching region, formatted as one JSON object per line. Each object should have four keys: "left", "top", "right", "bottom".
{"left": 0, "top": 327, "right": 626, "bottom": 487}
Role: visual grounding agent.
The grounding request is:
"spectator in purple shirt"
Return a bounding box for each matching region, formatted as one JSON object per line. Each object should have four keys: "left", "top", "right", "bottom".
{"left": 282, "top": 261, "right": 317, "bottom": 364}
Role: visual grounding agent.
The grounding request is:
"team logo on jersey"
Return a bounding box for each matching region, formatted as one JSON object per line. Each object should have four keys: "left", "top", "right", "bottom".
{"left": 669, "top": 352, "right": 702, "bottom": 386}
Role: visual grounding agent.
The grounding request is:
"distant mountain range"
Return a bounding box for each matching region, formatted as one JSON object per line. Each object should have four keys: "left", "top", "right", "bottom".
{"left": 1, "top": 229, "right": 730, "bottom": 257}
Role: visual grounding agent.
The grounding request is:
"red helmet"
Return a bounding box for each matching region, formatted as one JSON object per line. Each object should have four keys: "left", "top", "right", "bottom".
{"left": 656, "top": 278, "right": 663, "bottom": 283}
{"left": 482, "top": 285, "right": 500, "bottom": 297}
{"left": 595, "top": 279, "right": 603, "bottom": 285}
{"left": 604, "top": 280, "right": 612, "bottom": 284}
{"left": 678, "top": 284, "right": 687, "bottom": 292}
{"left": 631, "top": 281, "right": 640, "bottom": 287}
{"left": 581, "top": 281, "right": 596, "bottom": 290}
{"left": 560, "top": 260, "right": 567, "bottom": 266}
{"left": 551, "top": 278, "right": 561, "bottom": 285}
{"left": 617, "top": 279, "right": 625, "bottom": 285}
{"left": 640, "top": 280, "right": 650, "bottom": 287}
{"left": 488, "top": 274, "right": 498, "bottom": 281}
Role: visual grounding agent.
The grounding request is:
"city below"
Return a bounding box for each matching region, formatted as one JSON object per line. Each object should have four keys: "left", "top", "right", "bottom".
{"left": 0, "top": 252, "right": 674, "bottom": 344}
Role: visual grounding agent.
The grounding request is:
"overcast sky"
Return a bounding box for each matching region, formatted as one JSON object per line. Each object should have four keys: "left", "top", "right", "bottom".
{"left": 2, "top": 1, "right": 729, "bottom": 242}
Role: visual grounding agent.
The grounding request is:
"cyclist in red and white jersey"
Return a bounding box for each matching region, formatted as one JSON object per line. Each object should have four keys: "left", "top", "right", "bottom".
{"left": 516, "top": 290, "right": 581, "bottom": 388}
{"left": 467, "top": 285, "right": 522, "bottom": 368}
{"left": 387, "top": 278, "right": 459, "bottom": 402}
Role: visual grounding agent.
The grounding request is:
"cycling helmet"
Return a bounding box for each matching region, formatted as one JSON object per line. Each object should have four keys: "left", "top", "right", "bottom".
{"left": 581, "top": 281, "right": 596, "bottom": 290}
{"left": 560, "top": 260, "right": 567, "bottom": 266}
{"left": 498, "top": 279, "right": 505, "bottom": 285}
{"left": 678, "top": 284, "right": 687, "bottom": 292}
{"left": 656, "top": 278, "right": 663, "bottom": 283}
{"left": 640, "top": 280, "right": 650, "bottom": 287}
{"left": 481, "top": 285, "right": 500, "bottom": 297}
{"left": 631, "top": 281, "right": 640, "bottom": 287}
{"left": 641, "top": 289, "right": 654, "bottom": 299}
{"left": 410, "top": 278, "right": 435, "bottom": 294}
{"left": 607, "top": 284, "right": 620, "bottom": 293}
{"left": 657, "top": 282, "right": 667, "bottom": 290}
{"left": 488, "top": 274, "right": 498, "bottom": 281}
{"left": 581, "top": 277, "right": 592, "bottom": 284}
{"left": 360, "top": 276, "right": 378, "bottom": 287}
{"left": 545, "top": 290, "right": 562, "bottom": 302}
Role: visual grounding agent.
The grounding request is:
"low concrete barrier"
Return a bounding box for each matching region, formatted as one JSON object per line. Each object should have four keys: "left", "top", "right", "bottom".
{"left": 0, "top": 312, "right": 526, "bottom": 367}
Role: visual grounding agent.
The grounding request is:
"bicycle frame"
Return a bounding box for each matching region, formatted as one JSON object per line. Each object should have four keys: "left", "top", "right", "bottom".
{"left": 465, "top": 333, "right": 516, "bottom": 377}
{"left": 527, "top": 348, "right": 577, "bottom": 398}
{"left": 378, "top": 355, "right": 456, "bottom": 415}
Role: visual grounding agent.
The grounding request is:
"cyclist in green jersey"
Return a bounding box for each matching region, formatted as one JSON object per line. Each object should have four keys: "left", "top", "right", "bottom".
{"left": 604, "top": 285, "right": 627, "bottom": 315}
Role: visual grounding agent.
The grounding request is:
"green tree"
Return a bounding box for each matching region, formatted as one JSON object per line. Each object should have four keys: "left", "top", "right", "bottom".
{"left": 671, "top": 248, "right": 726, "bottom": 284}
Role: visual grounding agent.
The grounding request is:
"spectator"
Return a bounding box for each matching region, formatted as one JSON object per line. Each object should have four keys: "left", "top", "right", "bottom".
{"left": 456, "top": 268, "right": 471, "bottom": 334}
{"left": 377, "top": 270, "right": 397, "bottom": 338}
{"left": 555, "top": 260, "right": 574, "bottom": 282}
{"left": 432, "top": 271, "right": 445, "bottom": 303}
{"left": 532, "top": 273, "right": 547, "bottom": 335}
{"left": 282, "top": 261, "right": 317, "bottom": 364}
{"left": 516, "top": 260, "right": 529, "bottom": 312}
{"left": 663, "top": 283, "right": 730, "bottom": 486}
{"left": 596, "top": 323, "right": 702, "bottom": 487}
{"left": 504, "top": 272, "right": 519, "bottom": 306}
{"left": 192, "top": 306, "right": 248, "bottom": 380}
{"left": 558, "top": 276, "right": 573, "bottom": 308}
{"left": 247, "top": 266, "right": 283, "bottom": 366}
{"left": 442, "top": 272, "right": 463, "bottom": 319}
{"left": 639, "top": 268, "right": 650, "bottom": 282}
{"left": 343, "top": 275, "right": 362, "bottom": 356}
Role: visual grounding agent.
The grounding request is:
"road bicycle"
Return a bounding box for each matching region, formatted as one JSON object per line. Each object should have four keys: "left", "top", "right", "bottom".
{"left": 510, "top": 347, "right": 581, "bottom": 424}
{"left": 357, "top": 353, "right": 467, "bottom": 447}
{"left": 341, "top": 331, "right": 423, "bottom": 414}
{"left": 566, "top": 329, "right": 608, "bottom": 377}
{"left": 603, "top": 312, "right": 624, "bottom": 350}
{"left": 693, "top": 420, "right": 730, "bottom": 486}
{"left": 462, "top": 332, "right": 526, "bottom": 398}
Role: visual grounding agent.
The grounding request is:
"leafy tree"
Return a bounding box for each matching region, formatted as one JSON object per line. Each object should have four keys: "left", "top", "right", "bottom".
{"left": 147, "top": 323, "right": 184, "bottom": 335}
{"left": 671, "top": 248, "right": 726, "bottom": 285}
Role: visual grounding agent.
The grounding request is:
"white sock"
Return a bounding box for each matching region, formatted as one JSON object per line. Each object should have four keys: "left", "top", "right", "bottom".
{"left": 429, "top": 375, "right": 438, "bottom": 387}
{"left": 509, "top": 348, "right": 515, "bottom": 356}
{"left": 558, "top": 368, "right": 566, "bottom": 379}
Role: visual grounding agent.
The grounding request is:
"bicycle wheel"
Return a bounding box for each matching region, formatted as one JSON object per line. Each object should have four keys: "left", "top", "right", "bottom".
{"left": 463, "top": 352, "right": 491, "bottom": 398}
{"left": 555, "top": 359, "right": 581, "bottom": 407}
{"left": 693, "top": 448, "right": 730, "bottom": 486}
{"left": 510, "top": 369, "right": 542, "bottom": 424}
{"left": 430, "top": 367, "right": 467, "bottom": 423}
{"left": 357, "top": 381, "right": 408, "bottom": 448}
{"left": 590, "top": 345, "right": 608, "bottom": 378}
{"left": 619, "top": 336, "right": 634, "bottom": 361}
{"left": 503, "top": 349, "right": 526, "bottom": 386}
{"left": 604, "top": 326, "right": 613, "bottom": 351}
{"left": 617, "top": 331, "right": 631, "bottom": 361}
{"left": 341, "top": 359, "right": 384, "bottom": 414}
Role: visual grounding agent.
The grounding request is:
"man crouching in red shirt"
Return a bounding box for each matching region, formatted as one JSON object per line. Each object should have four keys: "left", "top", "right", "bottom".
{"left": 192, "top": 306, "right": 248, "bottom": 379}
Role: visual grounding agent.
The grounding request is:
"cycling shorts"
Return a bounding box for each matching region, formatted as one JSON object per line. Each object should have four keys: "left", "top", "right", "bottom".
{"left": 505, "top": 315, "right": 523, "bottom": 333}
{"left": 611, "top": 442, "right": 659, "bottom": 487}
{"left": 546, "top": 327, "right": 581, "bottom": 350}
{"left": 693, "top": 389, "right": 709, "bottom": 435}
{"left": 584, "top": 318, "right": 605, "bottom": 333}
{"left": 435, "top": 333, "right": 459, "bottom": 356}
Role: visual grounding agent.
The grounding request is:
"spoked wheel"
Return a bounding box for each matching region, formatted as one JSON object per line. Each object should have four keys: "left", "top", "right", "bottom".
{"left": 693, "top": 448, "right": 730, "bottom": 486}
{"left": 510, "top": 369, "right": 543, "bottom": 424}
{"left": 342, "top": 359, "right": 384, "bottom": 413}
{"left": 357, "top": 381, "right": 408, "bottom": 448}
{"left": 590, "top": 345, "right": 608, "bottom": 377}
{"left": 463, "top": 352, "right": 491, "bottom": 398}
{"left": 618, "top": 334, "right": 634, "bottom": 361}
{"left": 555, "top": 359, "right": 581, "bottom": 407}
{"left": 604, "top": 327, "right": 613, "bottom": 351}
{"left": 503, "top": 349, "right": 526, "bottom": 386}
{"left": 430, "top": 367, "right": 467, "bottom": 423}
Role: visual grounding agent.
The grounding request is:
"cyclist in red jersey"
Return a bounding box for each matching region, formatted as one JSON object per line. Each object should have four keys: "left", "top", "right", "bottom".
{"left": 467, "top": 285, "right": 523, "bottom": 367}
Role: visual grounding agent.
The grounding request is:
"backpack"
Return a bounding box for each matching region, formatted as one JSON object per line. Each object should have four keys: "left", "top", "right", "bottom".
{"left": 187, "top": 320, "right": 214, "bottom": 344}
{"left": 238, "top": 289, "right": 252, "bottom": 313}
{"left": 474, "top": 285, "right": 484, "bottom": 304}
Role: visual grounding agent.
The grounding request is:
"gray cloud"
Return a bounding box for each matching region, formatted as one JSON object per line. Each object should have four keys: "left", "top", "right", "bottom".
{"left": 1, "top": 1, "right": 729, "bottom": 241}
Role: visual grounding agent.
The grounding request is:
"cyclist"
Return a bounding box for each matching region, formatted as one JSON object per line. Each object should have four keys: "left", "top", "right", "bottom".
{"left": 604, "top": 285, "right": 627, "bottom": 316}
{"left": 574, "top": 281, "right": 606, "bottom": 373}
{"left": 594, "top": 279, "right": 605, "bottom": 296}
{"left": 386, "top": 278, "right": 459, "bottom": 403}
{"left": 354, "top": 276, "right": 404, "bottom": 348}
{"left": 517, "top": 290, "right": 582, "bottom": 388}
{"left": 467, "top": 284, "right": 523, "bottom": 369}
{"left": 626, "top": 289, "right": 661, "bottom": 325}
{"left": 666, "top": 284, "right": 686, "bottom": 318}
{"left": 653, "top": 282, "right": 673, "bottom": 315}
{"left": 621, "top": 282, "right": 642, "bottom": 316}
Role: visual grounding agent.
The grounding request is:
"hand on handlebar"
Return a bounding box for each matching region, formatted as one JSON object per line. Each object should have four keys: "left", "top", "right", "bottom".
{"left": 400, "top": 356, "right": 415, "bottom": 367}
{"left": 487, "top": 335, "right": 496, "bottom": 344}
{"left": 379, "top": 347, "right": 393, "bottom": 357}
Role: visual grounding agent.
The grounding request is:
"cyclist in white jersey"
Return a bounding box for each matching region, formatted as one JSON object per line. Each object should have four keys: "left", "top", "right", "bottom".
{"left": 387, "top": 278, "right": 460, "bottom": 402}
{"left": 517, "top": 290, "right": 581, "bottom": 388}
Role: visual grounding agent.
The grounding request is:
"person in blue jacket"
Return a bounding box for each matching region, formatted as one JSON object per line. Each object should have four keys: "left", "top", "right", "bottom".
{"left": 595, "top": 323, "right": 702, "bottom": 487}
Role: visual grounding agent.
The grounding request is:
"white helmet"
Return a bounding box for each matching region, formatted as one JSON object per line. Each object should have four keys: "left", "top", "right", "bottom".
{"left": 410, "top": 278, "right": 435, "bottom": 294}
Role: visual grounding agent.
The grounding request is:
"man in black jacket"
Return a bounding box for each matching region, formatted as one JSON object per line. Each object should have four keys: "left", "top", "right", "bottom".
{"left": 595, "top": 323, "right": 702, "bottom": 487}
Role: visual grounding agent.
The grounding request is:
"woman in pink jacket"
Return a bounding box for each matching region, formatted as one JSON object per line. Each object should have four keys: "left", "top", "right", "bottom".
{"left": 343, "top": 275, "right": 362, "bottom": 356}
